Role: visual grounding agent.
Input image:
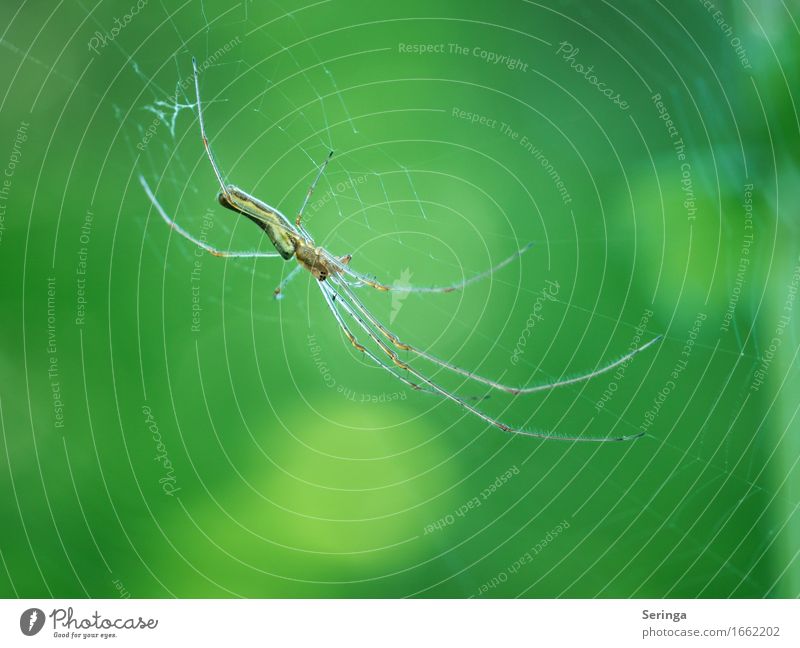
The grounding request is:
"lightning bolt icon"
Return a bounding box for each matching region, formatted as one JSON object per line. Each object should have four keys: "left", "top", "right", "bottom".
{"left": 28, "top": 611, "right": 38, "bottom": 631}
{"left": 390, "top": 268, "right": 413, "bottom": 324}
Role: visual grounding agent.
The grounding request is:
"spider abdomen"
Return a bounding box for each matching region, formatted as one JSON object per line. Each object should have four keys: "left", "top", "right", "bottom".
{"left": 218, "top": 187, "right": 298, "bottom": 260}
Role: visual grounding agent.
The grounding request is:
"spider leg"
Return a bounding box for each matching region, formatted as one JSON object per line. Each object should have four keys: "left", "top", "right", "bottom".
{"left": 296, "top": 151, "right": 333, "bottom": 236}
{"left": 192, "top": 59, "right": 309, "bottom": 249}
{"left": 322, "top": 242, "right": 534, "bottom": 294}
{"left": 316, "top": 280, "right": 437, "bottom": 395}
{"left": 329, "top": 274, "right": 661, "bottom": 395}
{"left": 273, "top": 264, "right": 303, "bottom": 299}
{"left": 192, "top": 57, "right": 230, "bottom": 195}
{"left": 324, "top": 281, "right": 643, "bottom": 442}
{"left": 140, "top": 176, "right": 281, "bottom": 259}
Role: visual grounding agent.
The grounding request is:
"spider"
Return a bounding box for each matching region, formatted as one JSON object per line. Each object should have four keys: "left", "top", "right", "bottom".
{"left": 139, "top": 57, "right": 662, "bottom": 442}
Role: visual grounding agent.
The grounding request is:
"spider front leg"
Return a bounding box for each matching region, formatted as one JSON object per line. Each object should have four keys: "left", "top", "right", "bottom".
{"left": 192, "top": 57, "right": 230, "bottom": 197}
{"left": 295, "top": 150, "right": 334, "bottom": 239}
{"left": 273, "top": 265, "right": 303, "bottom": 299}
{"left": 140, "top": 176, "right": 282, "bottom": 259}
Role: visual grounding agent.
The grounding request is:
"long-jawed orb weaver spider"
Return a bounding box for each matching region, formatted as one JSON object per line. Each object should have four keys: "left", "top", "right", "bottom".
{"left": 139, "top": 57, "right": 662, "bottom": 442}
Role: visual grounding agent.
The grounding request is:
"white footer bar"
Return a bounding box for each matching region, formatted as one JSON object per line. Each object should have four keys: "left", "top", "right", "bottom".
{"left": 1, "top": 599, "right": 797, "bottom": 647}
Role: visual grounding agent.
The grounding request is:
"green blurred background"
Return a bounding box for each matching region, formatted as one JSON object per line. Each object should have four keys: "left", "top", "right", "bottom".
{"left": 1, "top": 0, "right": 799, "bottom": 598}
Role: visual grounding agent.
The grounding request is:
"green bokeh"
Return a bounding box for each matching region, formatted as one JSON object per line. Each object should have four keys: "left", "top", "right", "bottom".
{"left": 1, "top": 0, "right": 798, "bottom": 597}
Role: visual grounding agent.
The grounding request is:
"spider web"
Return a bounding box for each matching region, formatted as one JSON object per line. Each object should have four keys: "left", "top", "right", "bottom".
{"left": 121, "top": 2, "right": 781, "bottom": 457}
{"left": 101, "top": 0, "right": 799, "bottom": 599}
